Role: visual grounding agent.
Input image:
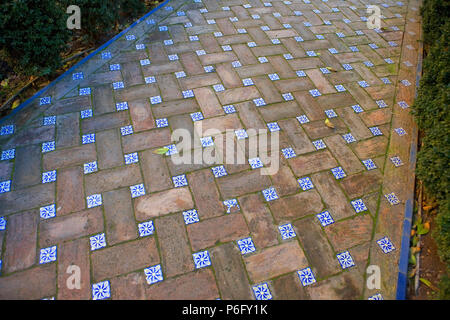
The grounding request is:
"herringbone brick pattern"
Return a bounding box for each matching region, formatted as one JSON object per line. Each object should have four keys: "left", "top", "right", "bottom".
{"left": 0, "top": 0, "right": 421, "bottom": 300}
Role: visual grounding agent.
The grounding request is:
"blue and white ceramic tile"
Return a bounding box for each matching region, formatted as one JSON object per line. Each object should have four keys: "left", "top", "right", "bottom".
{"left": 204, "top": 66, "right": 214, "bottom": 73}
{"left": 309, "top": 89, "right": 321, "bottom": 97}
{"left": 258, "top": 56, "right": 268, "bottom": 63}
{"left": 1, "top": 149, "right": 15, "bottom": 160}
{"left": 124, "top": 152, "right": 139, "bottom": 165}
{"left": 211, "top": 165, "right": 228, "bottom": 178}
{"left": 237, "top": 237, "right": 256, "bottom": 255}
{"left": 42, "top": 170, "right": 57, "bottom": 184}
{"left": 72, "top": 72, "right": 83, "bottom": 80}
{"left": 268, "top": 73, "right": 280, "bottom": 81}
{"left": 86, "top": 194, "right": 102, "bottom": 208}
{"left": 82, "top": 133, "right": 95, "bottom": 144}
{"left": 172, "top": 174, "right": 188, "bottom": 188}
{"left": 223, "top": 105, "right": 236, "bottom": 114}
{"left": 80, "top": 109, "right": 93, "bottom": 118}
{"left": 130, "top": 183, "right": 145, "bottom": 198}
{"left": 0, "top": 216, "right": 6, "bottom": 230}
{"left": 150, "top": 95, "right": 162, "bottom": 105}
{"left": 193, "top": 250, "right": 211, "bottom": 269}
{"left": 213, "top": 84, "right": 225, "bottom": 92}
{"left": 156, "top": 118, "right": 169, "bottom": 128}
{"left": 242, "top": 78, "right": 254, "bottom": 86}
{"left": 342, "top": 63, "right": 353, "bottom": 71}
{"left": 39, "top": 246, "right": 57, "bottom": 264}
{"left": 144, "top": 264, "right": 164, "bottom": 285}
{"left": 351, "top": 199, "right": 368, "bottom": 213}
{"left": 165, "top": 144, "right": 178, "bottom": 156}
{"left": 90, "top": 233, "right": 107, "bottom": 251}
{"left": 376, "top": 237, "right": 395, "bottom": 254}
{"left": 196, "top": 50, "right": 206, "bottom": 56}
{"left": 223, "top": 199, "right": 239, "bottom": 213}
{"left": 282, "top": 93, "right": 294, "bottom": 101}
{"left": 175, "top": 71, "right": 186, "bottom": 78}
{"left": 43, "top": 116, "right": 56, "bottom": 126}
{"left": 92, "top": 281, "right": 111, "bottom": 300}
{"left": 248, "top": 157, "right": 263, "bottom": 169}
{"left": 222, "top": 45, "right": 232, "bottom": 51}
{"left": 352, "top": 104, "right": 363, "bottom": 113}
{"left": 190, "top": 112, "right": 204, "bottom": 122}
{"left": 320, "top": 67, "right": 331, "bottom": 74}
{"left": 168, "top": 54, "right": 179, "bottom": 61}
{"left": 296, "top": 70, "right": 306, "bottom": 77}
{"left": 362, "top": 159, "right": 377, "bottom": 170}
{"left": 297, "top": 267, "right": 316, "bottom": 286}
{"left": 336, "top": 251, "right": 355, "bottom": 269}
{"left": 0, "top": 180, "right": 11, "bottom": 193}
{"left": 281, "top": 147, "right": 296, "bottom": 159}
{"left": 120, "top": 125, "right": 134, "bottom": 136}
{"left": 252, "top": 283, "right": 272, "bottom": 300}
{"left": 84, "top": 161, "right": 98, "bottom": 174}
{"left": 312, "top": 139, "right": 326, "bottom": 150}
{"left": 369, "top": 127, "right": 383, "bottom": 136}
{"left": 316, "top": 210, "right": 335, "bottom": 227}
{"left": 183, "top": 209, "right": 200, "bottom": 225}
{"left": 358, "top": 81, "right": 369, "bottom": 88}
{"left": 385, "top": 192, "right": 400, "bottom": 205}
{"left": 325, "top": 109, "right": 337, "bottom": 118}
{"left": 262, "top": 187, "right": 279, "bottom": 202}
{"left": 270, "top": 39, "right": 280, "bottom": 45}
{"left": 298, "top": 177, "right": 314, "bottom": 191}
{"left": 40, "top": 204, "right": 56, "bottom": 219}
{"left": 394, "top": 128, "right": 407, "bottom": 136}
{"left": 296, "top": 115, "right": 309, "bottom": 124}
{"left": 0, "top": 125, "right": 14, "bottom": 135}
{"left": 113, "top": 81, "right": 125, "bottom": 90}
{"left": 397, "top": 101, "right": 409, "bottom": 109}
{"left": 279, "top": 223, "right": 296, "bottom": 240}
{"left": 267, "top": 122, "right": 280, "bottom": 132}
{"left": 145, "top": 76, "right": 156, "bottom": 84}
{"left": 253, "top": 98, "right": 266, "bottom": 107}
{"left": 390, "top": 156, "right": 403, "bottom": 167}
{"left": 189, "top": 35, "right": 199, "bottom": 41}
{"left": 376, "top": 100, "right": 388, "bottom": 108}
{"left": 41, "top": 141, "right": 55, "bottom": 153}
{"left": 368, "top": 293, "right": 384, "bottom": 300}
{"left": 342, "top": 133, "right": 356, "bottom": 144}
{"left": 234, "top": 129, "right": 248, "bottom": 140}
{"left": 200, "top": 136, "right": 214, "bottom": 148}
{"left": 335, "top": 85, "right": 346, "bottom": 92}
{"left": 331, "top": 167, "right": 346, "bottom": 179}
{"left": 232, "top": 60, "right": 242, "bottom": 68}
{"left": 138, "top": 220, "right": 154, "bottom": 237}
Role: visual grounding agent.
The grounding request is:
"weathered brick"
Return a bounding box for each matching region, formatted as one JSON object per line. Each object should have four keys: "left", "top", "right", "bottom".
{"left": 306, "top": 69, "right": 336, "bottom": 94}
{"left": 140, "top": 149, "right": 172, "bottom": 193}
{"left": 325, "top": 215, "right": 373, "bottom": 251}
{"left": 43, "top": 144, "right": 96, "bottom": 170}
{"left": 235, "top": 101, "right": 266, "bottom": 131}
{"left": 85, "top": 164, "right": 142, "bottom": 195}
{"left": 39, "top": 207, "right": 103, "bottom": 246}
{"left": 253, "top": 76, "right": 283, "bottom": 104}
{"left": 337, "top": 107, "right": 372, "bottom": 140}
{"left": 269, "top": 190, "right": 323, "bottom": 222}
{"left": 122, "top": 128, "right": 172, "bottom": 153}
{"left": 0, "top": 183, "right": 55, "bottom": 215}
{"left": 244, "top": 242, "right": 308, "bottom": 283}
{"left": 110, "top": 272, "right": 147, "bottom": 300}
{"left": 57, "top": 238, "right": 91, "bottom": 300}
{"left": 81, "top": 112, "right": 129, "bottom": 133}
{"left": 145, "top": 269, "right": 219, "bottom": 300}
{"left": 56, "top": 113, "right": 79, "bottom": 148}
{"left": 353, "top": 136, "right": 388, "bottom": 159}
{"left": 122, "top": 61, "right": 144, "bottom": 87}
{"left": 155, "top": 214, "right": 194, "bottom": 277}
{"left": 56, "top": 166, "right": 84, "bottom": 215}
{"left": 293, "top": 217, "right": 341, "bottom": 278}
{"left": 158, "top": 74, "right": 183, "bottom": 101}
{"left": 179, "top": 73, "right": 221, "bottom": 90}
{"left": 187, "top": 213, "right": 249, "bottom": 251}
{"left": 96, "top": 129, "right": 124, "bottom": 169}
{"left": 216, "top": 86, "right": 260, "bottom": 105}
{"left": 278, "top": 118, "right": 315, "bottom": 155}
{"left": 3, "top": 211, "right": 39, "bottom": 273}
{"left": 210, "top": 243, "right": 253, "bottom": 299}
{"left": 306, "top": 270, "right": 363, "bottom": 300}
{"left": 194, "top": 87, "right": 224, "bottom": 118}
{"left": 340, "top": 170, "right": 383, "bottom": 199}
{"left": 0, "top": 161, "right": 13, "bottom": 181}
{"left": 134, "top": 187, "right": 194, "bottom": 220}
{"left": 324, "top": 135, "right": 364, "bottom": 175}
{"left": 103, "top": 188, "right": 138, "bottom": 245}
{"left": 92, "top": 237, "right": 159, "bottom": 281}
{"left": 217, "top": 170, "right": 271, "bottom": 199}
{"left": 288, "top": 150, "right": 337, "bottom": 177}
{"left": 93, "top": 85, "right": 115, "bottom": 115}
{"left": 271, "top": 161, "right": 300, "bottom": 197}
{"left": 12, "top": 145, "right": 41, "bottom": 189}
{"left": 0, "top": 264, "right": 56, "bottom": 299}
{"left": 187, "top": 169, "right": 224, "bottom": 219}
{"left": 180, "top": 52, "right": 204, "bottom": 75}
{"left": 239, "top": 194, "right": 278, "bottom": 249}
{"left": 272, "top": 272, "right": 310, "bottom": 300}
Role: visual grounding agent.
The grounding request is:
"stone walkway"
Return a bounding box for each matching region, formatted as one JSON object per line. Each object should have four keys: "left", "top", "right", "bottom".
{"left": 0, "top": 0, "right": 422, "bottom": 300}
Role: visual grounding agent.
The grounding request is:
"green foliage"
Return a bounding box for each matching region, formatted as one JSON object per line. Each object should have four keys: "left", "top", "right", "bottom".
{"left": 0, "top": 0, "right": 70, "bottom": 76}
{"left": 415, "top": 0, "right": 450, "bottom": 297}
{"left": 120, "top": 0, "right": 147, "bottom": 17}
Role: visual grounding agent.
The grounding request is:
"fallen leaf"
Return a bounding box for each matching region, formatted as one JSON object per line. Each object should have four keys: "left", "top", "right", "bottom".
{"left": 326, "top": 67, "right": 337, "bottom": 72}
{"left": 153, "top": 147, "right": 169, "bottom": 155}
{"left": 324, "top": 118, "right": 335, "bottom": 129}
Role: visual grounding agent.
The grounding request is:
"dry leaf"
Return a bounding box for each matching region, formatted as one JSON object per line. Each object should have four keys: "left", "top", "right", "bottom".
{"left": 324, "top": 118, "right": 335, "bottom": 129}
{"left": 12, "top": 99, "right": 21, "bottom": 109}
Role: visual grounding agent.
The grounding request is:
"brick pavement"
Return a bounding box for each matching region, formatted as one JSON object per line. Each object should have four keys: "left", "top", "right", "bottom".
{"left": 0, "top": 0, "right": 422, "bottom": 300}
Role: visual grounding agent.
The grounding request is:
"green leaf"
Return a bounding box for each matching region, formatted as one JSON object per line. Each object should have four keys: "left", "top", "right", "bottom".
{"left": 419, "top": 278, "right": 432, "bottom": 288}
{"left": 153, "top": 147, "right": 169, "bottom": 155}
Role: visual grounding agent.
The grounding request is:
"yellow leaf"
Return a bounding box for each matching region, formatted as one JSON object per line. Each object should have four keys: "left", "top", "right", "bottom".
{"left": 153, "top": 147, "right": 170, "bottom": 155}
{"left": 12, "top": 99, "right": 21, "bottom": 109}
{"left": 324, "top": 118, "right": 334, "bottom": 129}
{"left": 423, "top": 205, "right": 432, "bottom": 211}
{"left": 1, "top": 79, "right": 9, "bottom": 88}
{"left": 326, "top": 67, "right": 337, "bottom": 72}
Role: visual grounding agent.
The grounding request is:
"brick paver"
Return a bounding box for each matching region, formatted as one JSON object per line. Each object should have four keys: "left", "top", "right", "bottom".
{"left": 0, "top": 0, "right": 422, "bottom": 300}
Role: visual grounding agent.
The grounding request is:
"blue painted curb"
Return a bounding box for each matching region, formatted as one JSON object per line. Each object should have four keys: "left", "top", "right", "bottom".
{"left": 0, "top": 0, "right": 172, "bottom": 125}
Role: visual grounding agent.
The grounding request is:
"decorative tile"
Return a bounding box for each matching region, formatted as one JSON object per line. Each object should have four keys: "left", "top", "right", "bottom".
{"left": 39, "top": 246, "right": 57, "bottom": 264}
{"left": 120, "top": 125, "right": 134, "bottom": 136}
{"left": 109, "top": 64, "right": 121, "bottom": 71}
{"left": 352, "top": 104, "right": 363, "bottom": 113}
{"left": 0, "top": 125, "right": 14, "bottom": 135}
{"left": 294, "top": 36, "right": 304, "bottom": 42}
{"left": 398, "top": 101, "right": 409, "bottom": 109}
{"left": 260, "top": 26, "right": 270, "bottom": 31}
{"left": 358, "top": 81, "right": 369, "bottom": 88}
{"left": 385, "top": 192, "right": 400, "bottom": 205}
{"left": 342, "top": 133, "right": 356, "bottom": 144}
{"left": 267, "top": 122, "right": 280, "bottom": 132}
{"left": 90, "top": 233, "right": 106, "bottom": 251}
{"left": 296, "top": 115, "right": 309, "bottom": 124}
{"left": 235, "top": 129, "right": 248, "bottom": 140}
{"left": 42, "top": 170, "right": 57, "bottom": 184}
{"left": 213, "top": 32, "right": 223, "bottom": 38}
{"left": 80, "top": 108, "right": 93, "bottom": 119}
{"left": 40, "top": 204, "right": 56, "bottom": 219}
{"left": 349, "top": 46, "right": 359, "bottom": 52}
{"left": 369, "top": 127, "right": 383, "bottom": 136}
{"left": 368, "top": 293, "right": 384, "bottom": 300}
{"left": 249, "top": 157, "right": 263, "bottom": 169}
{"left": 242, "top": 78, "right": 254, "bottom": 86}
{"left": 164, "top": 144, "right": 178, "bottom": 156}
{"left": 390, "top": 156, "right": 403, "bottom": 167}
{"left": 320, "top": 67, "right": 331, "bottom": 74}
{"left": 312, "top": 139, "right": 326, "bottom": 150}
{"left": 0, "top": 180, "right": 11, "bottom": 193}
{"left": 164, "top": 39, "right": 173, "bottom": 46}
{"left": 298, "top": 177, "right": 314, "bottom": 191}
{"left": 41, "top": 141, "right": 55, "bottom": 153}
{"left": 145, "top": 76, "right": 156, "bottom": 84}
{"left": 144, "top": 264, "right": 163, "bottom": 285}
{"left": 138, "top": 220, "right": 154, "bottom": 237}
{"left": 278, "top": 223, "right": 296, "bottom": 240}
{"left": 282, "top": 147, "right": 296, "bottom": 159}
{"left": 316, "top": 210, "right": 335, "bottom": 227}
{"left": 86, "top": 194, "right": 102, "bottom": 208}
{"left": 0, "top": 216, "right": 6, "bottom": 230}
{"left": 204, "top": 66, "right": 214, "bottom": 73}
{"left": 135, "top": 44, "right": 146, "bottom": 51}
{"left": 40, "top": 96, "right": 51, "bottom": 106}
{"left": 43, "top": 116, "right": 57, "bottom": 126}
{"left": 92, "top": 281, "right": 111, "bottom": 300}
{"left": 156, "top": 118, "right": 169, "bottom": 128}
{"left": 342, "top": 63, "right": 353, "bottom": 71}
{"left": 282, "top": 93, "right": 294, "bottom": 101}
{"left": 306, "top": 50, "right": 317, "bottom": 57}
{"left": 211, "top": 165, "right": 228, "bottom": 178}
{"left": 248, "top": 41, "right": 257, "bottom": 47}
{"left": 113, "top": 81, "right": 125, "bottom": 90}
{"left": 324, "top": 109, "right": 337, "bottom": 118}
{"left": 394, "top": 128, "right": 407, "bottom": 136}
{"left": 328, "top": 48, "right": 338, "bottom": 54}
{"left": 268, "top": 73, "right": 280, "bottom": 81}
{"left": 140, "top": 59, "right": 151, "bottom": 66}
{"left": 331, "top": 167, "right": 346, "bottom": 179}
{"left": 223, "top": 105, "right": 236, "bottom": 114}
{"left": 351, "top": 199, "right": 368, "bottom": 213}
{"left": 83, "top": 161, "right": 98, "bottom": 174}
{"left": 168, "top": 54, "right": 179, "bottom": 61}
{"left": 297, "top": 267, "right": 316, "bottom": 286}
{"left": 196, "top": 49, "right": 206, "bottom": 56}
{"left": 283, "top": 53, "right": 293, "bottom": 60}
{"left": 237, "top": 237, "right": 256, "bottom": 255}
{"left": 362, "top": 159, "right": 377, "bottom": 170}
{"left": 223, "top": 199, "right": 239, "bottom": 213}
{"left": 172, "top": 174, "right": 188, "bottom": 188}
{"left": 193, "top": 250, "right": 211, "bottom": 269}
{"left": 200, "top": 136, "right": 214, "bottom": 147}
{"left": 364, "top": 61, "right": 374, "bottom": 67}
{"left": 72, "top": 72, "right": 83, "bottom": 80}
{"left": 150, "top": 95, "right": 162, "bottom": 105}
{"left": 182, "top": 90, "right": 195, "bottom": 98}
{"left": 377, "top": 236, "right": 396, "bottom": 254}
{"left": 190, "top": 112, "right": 204, "bottom": 122}
{"left": 189, "top": 35, "right": 199, "bottom": 41}
{"left": 336, "top": 251, "right": 355, "bottom": 269}
{"left": 296, "top": 70, "right": 306, "bottom": 77}
{"left": 335, "top": 85, "right": 346, "bottom": 92}
{"left": 262, "top": 187, "right": 279, "bottom": 202}
{"left": 213, "top": 84, "right": 225, "bottom": 92}
{"left": 369, "top": 43, "right": 379, "bottom": 49}
{"left": 1, "top": 148, "right": 15, "bottom": 160}
{"left": 315, "top": 34, "right": 325, "bottom": 40}
{"left": 253, "top": 98, "right": 266, "bottom": 107}
{"left": 385, "top": 58, "right": 394, "bottom": 64}
{"left": 309, "top": 89, "right": 321, "bottom": 97}
{"left": 222, "top": 45, "right": 232, "bottom": 51}
{"left": 126, "top": 34, "right": 136, "bottom": 40}
{"left": 183, "top": 209, "right": 200, "bottom": 225}
{"left": 252, "top": 283, "right": 272, "bottom": 300}
{"left": 130, "top": 183, "right": 145, "bottom": 198}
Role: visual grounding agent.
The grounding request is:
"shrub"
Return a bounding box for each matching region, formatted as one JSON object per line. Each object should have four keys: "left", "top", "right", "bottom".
{"left": 0, "top": 0, "right": 70, "bottom": 76}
